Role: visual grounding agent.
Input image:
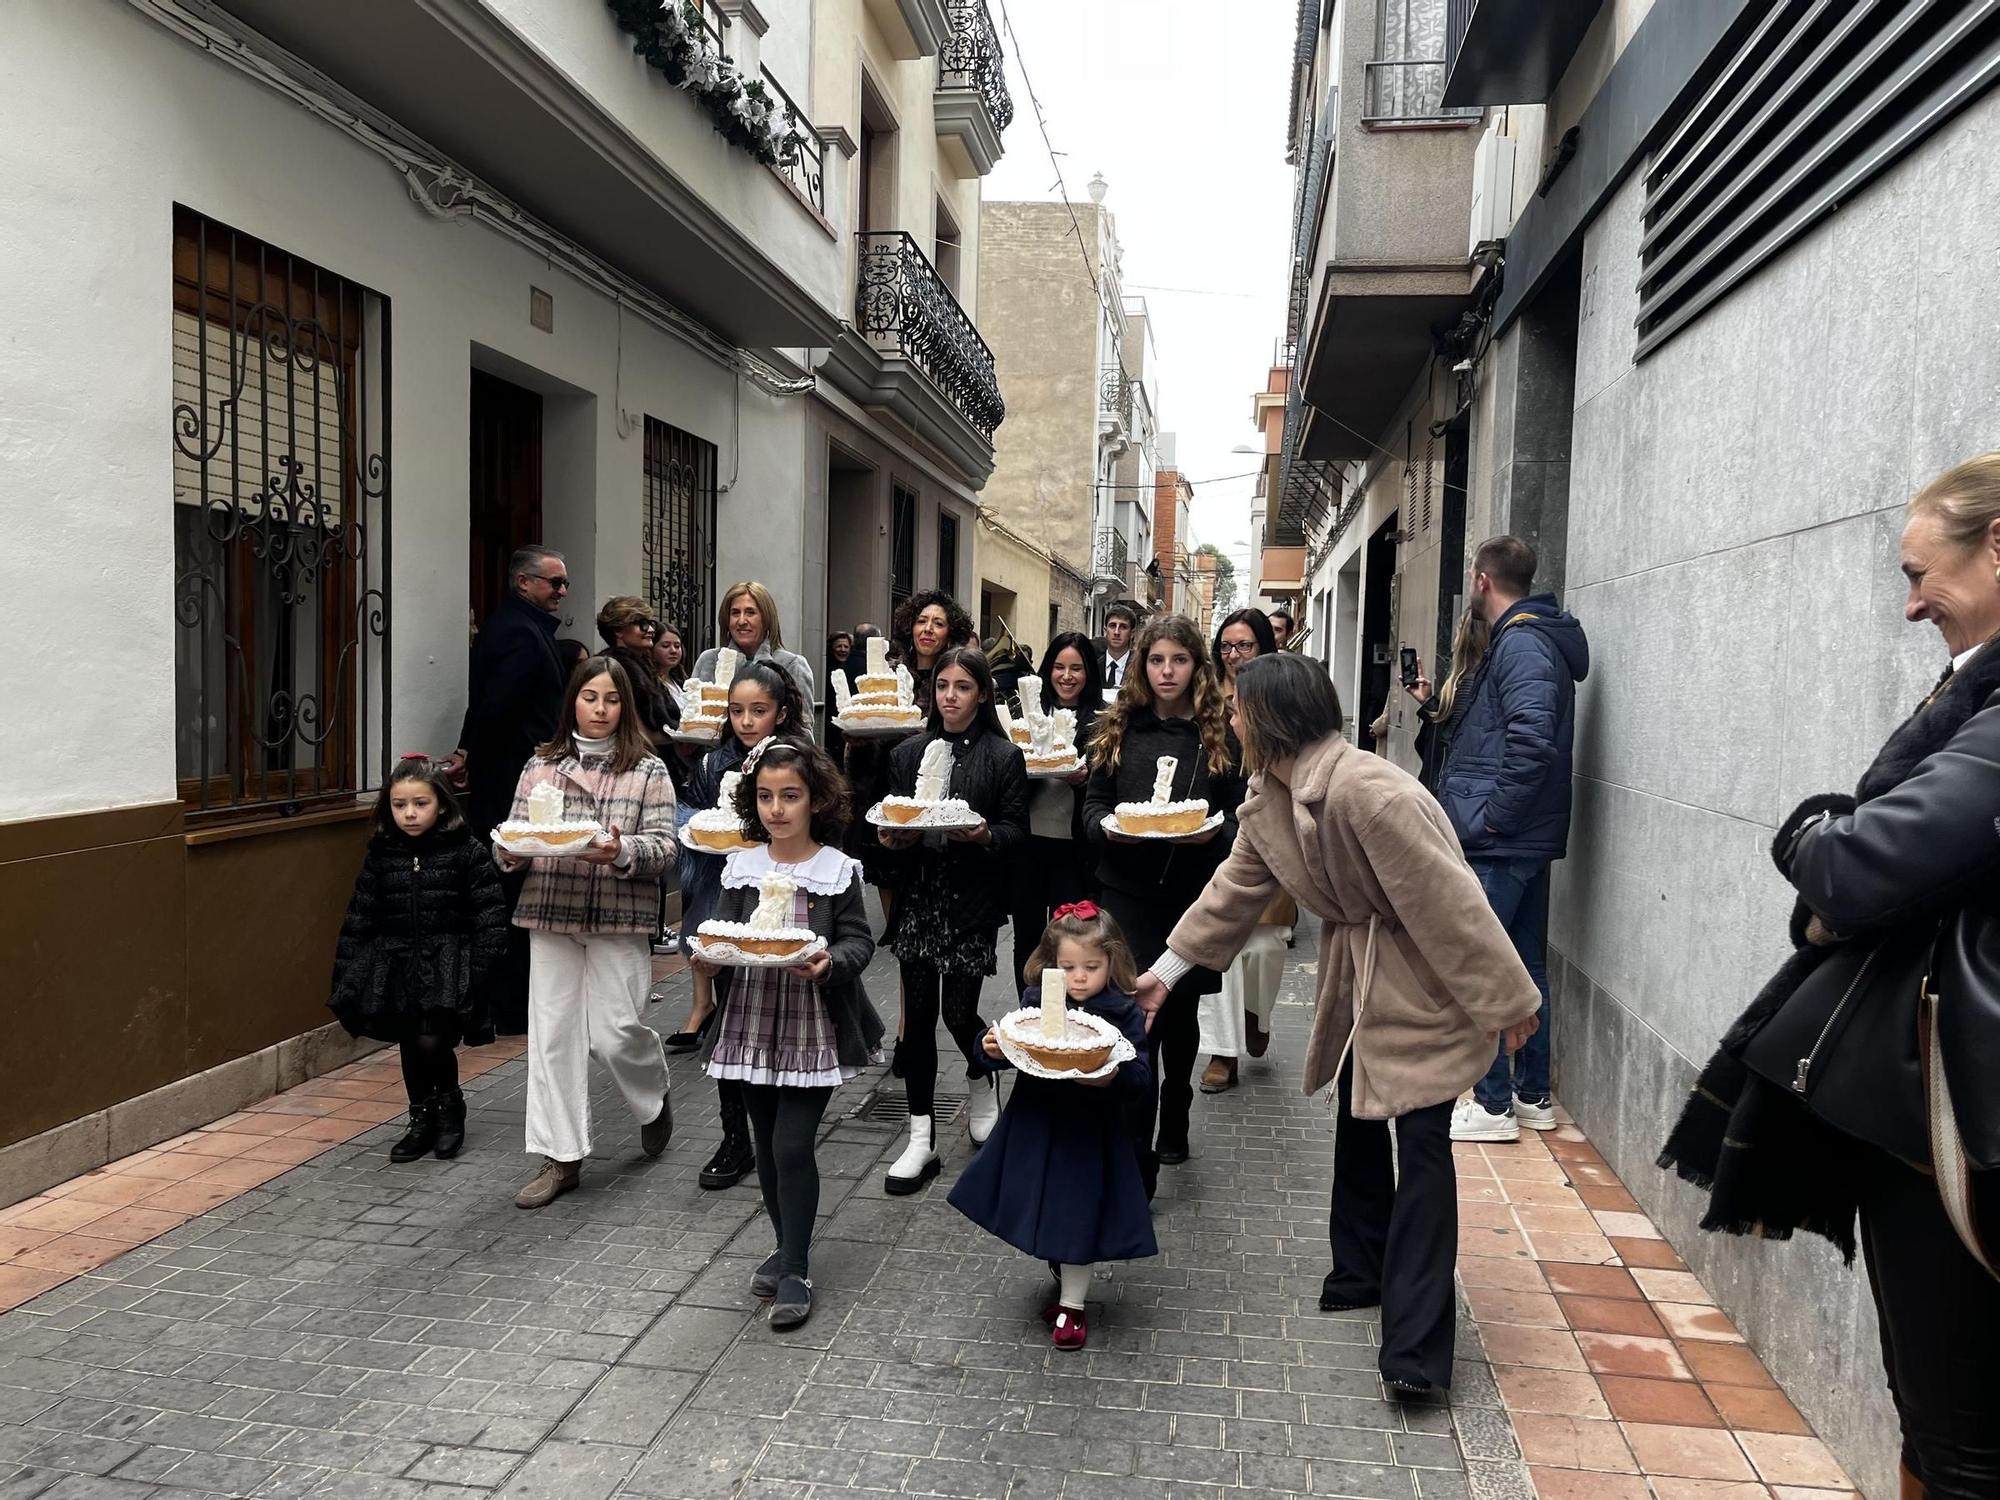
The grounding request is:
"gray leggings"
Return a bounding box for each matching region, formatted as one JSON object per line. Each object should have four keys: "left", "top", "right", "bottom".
{"left": 740, "top": 1083, "right": 834, "bottom": 1277}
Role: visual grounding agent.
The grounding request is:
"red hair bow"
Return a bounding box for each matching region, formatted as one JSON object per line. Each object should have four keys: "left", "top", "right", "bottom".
{"left": 1053, "top": 900, "right": 1100, "bottom": 922}
{"left": 396, "top": 751, "right": 431, "bottom": 763}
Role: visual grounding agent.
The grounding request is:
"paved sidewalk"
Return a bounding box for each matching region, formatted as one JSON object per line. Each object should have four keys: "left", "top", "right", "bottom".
{"left": 0, "top": 920, "right": 1859, "bottom": 1499}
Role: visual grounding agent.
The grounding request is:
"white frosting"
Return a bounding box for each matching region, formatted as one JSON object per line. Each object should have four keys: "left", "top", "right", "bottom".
{"left": 688, "top": 771, "right": 747, "bottom": 832}
{"left": 526, "top": 782, "right": 566, "bottom": 828}
{"left": 1039, "top": 967, "right": 1067, "bottom": 1041}
{"left": 913, "top": 739, "right": 954, "bottom": 802}
{"left": 697, "top": 920, "right": 817, "bottom": 944}
{"left": 881, "top": 796, "right": 974, "bottom": 825}
{"left": 713, "top": 646, "right": 741, "bottom": 686}
{"left": 749, "top": 872, "right": 796, "bottom": 931}
{"left": 894, "top": 663, "right": 915, "bottom": 706}
{"left": 840, "top": 702, "right": 922, "bottom": 723}
{"left": 1116, "top": 799, "right": 1209, "bottom": 818}
{"left": 1027, "top": 706, "right": 1079, "bottom": 761}
{"left": 1016, "top": 677, "right": 1043, "bottom": 722}
{"left": 867, "top": 636, "right": 889, "bottom": 675}
{"left": 1151, "top": 755, "right": 1179, "bottom": 803}
{"left": 830, "top": 674, "right": 853, "bottom": 709}
{"left": 996, "top": 703, "right": 1016, "bottom": 739}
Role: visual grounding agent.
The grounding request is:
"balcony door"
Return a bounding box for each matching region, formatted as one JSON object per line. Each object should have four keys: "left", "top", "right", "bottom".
{"left": 858, "top": 77, "right": 898, "bottom": 239}
{"left": 468, "top": 371, "right": 544, "bottom": 632}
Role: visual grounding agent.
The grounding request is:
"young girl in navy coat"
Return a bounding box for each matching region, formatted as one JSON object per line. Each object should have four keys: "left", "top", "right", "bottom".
{"left": 947, "top": 902, "right": 1157, "bottom": 1351}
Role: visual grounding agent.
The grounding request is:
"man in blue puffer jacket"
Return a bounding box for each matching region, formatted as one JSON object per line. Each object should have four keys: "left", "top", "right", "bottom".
{"left": 1433, "top": 536, "right": 1589, "bottom": 1143}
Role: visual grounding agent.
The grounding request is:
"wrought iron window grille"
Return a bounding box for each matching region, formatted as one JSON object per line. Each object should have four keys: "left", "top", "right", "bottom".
{"left": 171, "top": 206, "right": 390, "bottom": 822}
{"left": 642, "top": 417, "right": 719, "bottom": 651}
{"left": 1098, "top": 366, "right": 1134, "bottom": 427}
{"left": 855, "top": 230, "right": 1006, "bottom": 438}
{"left": 939, "top": 0, "right": 1016, "bottom": 133}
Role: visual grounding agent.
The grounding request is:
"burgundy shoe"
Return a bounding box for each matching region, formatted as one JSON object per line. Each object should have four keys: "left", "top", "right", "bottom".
{"left": 1050, "top": 1307, "right": 1088, "bottom": 1351}
{"left": 1040, "top": 1299, "right": 1061, "bottom": 1325}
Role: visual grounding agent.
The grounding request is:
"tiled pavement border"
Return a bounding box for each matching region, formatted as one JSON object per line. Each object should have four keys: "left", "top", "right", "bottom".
{"left": 1457, "top": 1125, "right": 1863, "bottom": 1499}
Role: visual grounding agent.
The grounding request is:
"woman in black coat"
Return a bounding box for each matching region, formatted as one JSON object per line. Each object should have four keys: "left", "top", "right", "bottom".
{"left": 1084, "top": 615, "right": 1246, "bottom": 1188}
{"left": 876, "top": 644, "right": 1029, "bottom": 1192}
{"left": 1663, "top": 455, "right": 2000, "bottom": 1499}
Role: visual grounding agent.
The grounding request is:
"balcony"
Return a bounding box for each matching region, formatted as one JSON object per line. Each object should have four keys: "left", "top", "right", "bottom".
{"left": 193, "top": 0, "right": 847, "bottom": 347}
{"left": 1092, "top": 527, "right": 1130, "bottom": 587}
{"left": 821, "top": 230, "right": 1004, "bottom": 483}
{"left": 1258, "top": 545, "right": 1308, "bottom": 599}
{"left": 1098, "top": 367, "right": 1134, "bottom": 432}
{"left": 935, "top": 0, "right": 1014, "bottom": 174}
{"left": 1289, "top": 0, "right": 1484, "bottom": 461}
{"left": 1442, "top": 0, "right": 1606, "bottom": 108}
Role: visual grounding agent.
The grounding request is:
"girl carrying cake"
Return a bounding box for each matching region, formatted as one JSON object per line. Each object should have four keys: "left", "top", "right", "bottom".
{"left": 671, "top": 660, "right": 807, "bottom": 1192}
{"left": 1084, "top": 614, "right": 1245, "bottom": 1194}
{"left": 947, "top": 902, "right": 1156, "bottom": 1351}
{"left": 876, "top": 644, "right": 1029, "bottom": 1189}
{"left": 330, "top": 756, "right": 510, "bottom": 1164}
{"left": 498, "top": 656, "right": 677, "bottom": 1211}
{"left": 690, "top": 737, "right": 883, "bottom": 1331}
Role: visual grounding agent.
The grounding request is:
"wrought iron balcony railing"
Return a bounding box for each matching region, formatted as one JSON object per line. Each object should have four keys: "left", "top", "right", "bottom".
{"left": 855, "top": 230, "right": 1005, "bottom": 438}
{"left": 758, "top": 66, "right": 826, "bottom": 215}
{"left": 1093, "top": 526, "right": 1129, "bottom": 584}
{"left": 939, "top": 0, "right": 1015, "bottom": 133}
{"left": 1098, "top": 366, "right": 1133, "bottom": 428}
{"left": 1361, "top": 59, "right": 1481, "bottom": 125}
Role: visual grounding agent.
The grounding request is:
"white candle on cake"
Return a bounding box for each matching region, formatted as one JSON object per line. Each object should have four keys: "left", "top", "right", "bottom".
{"left": 749, "top": 873, "right": 794, "bottom": 931}
{"left": 867, "top": 636, "right": 889, "bottom": 675}
{"left": 996, "top": 702, "right": 1016, "bottom": 739}
{"left": 526, "top": 782, "right": 565, "bottom": 827}
{"left": 1152, "top": 755, "right": 1179, "bottom": 804}
{"left": 714, "top": 646, "right": 740, "bottom": 685}
{"left": 715, "top": 771, "right": 741, "bottom": 816}
{"left": 1039, "top": 966, "right": 1068, "bottom": 1040}
{"left": 1016, "top": 676, "right": 1043, "bottom": 722}
{"left": 831, "top": 673, "right": 853, "bottom": 709}
{"left": 894, "top": 663, "right": 914, "bottom": 705}
{"left": 914, "top": 738, "right": 953, "bottom": 802}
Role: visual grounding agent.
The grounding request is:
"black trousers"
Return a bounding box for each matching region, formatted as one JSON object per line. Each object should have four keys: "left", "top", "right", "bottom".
{"left": 1857, "top": 1148, "right": 2000, "bottom": 1497}
{"left": 1007, "top": 834, "right": 1095, "bottom": 994}
{"left": 741, "top": 1084, "right": 833, "bottom": 1278}
{"left": 397, "top": 1036, "right": 459, "bottom": 1107}
{"left": 486, "top": 865, "right": 533, "bottom": 1036}
{"left": 1321, "top": 1061, "right": 1458, "bottom": 1389}
{"left": 899, "top": 962, "right": 989, "bottom": 1118}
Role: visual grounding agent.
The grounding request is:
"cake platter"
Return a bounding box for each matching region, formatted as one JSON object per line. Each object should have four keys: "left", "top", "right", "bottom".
{"left": 689, "top": 934, "right": 829, "bottom": 969}
{"left": 1023, "top": 755, "right": 1086, "bottom": 780}
{"left": 865, "top": 800, "right": 984, "bottom": 831}
{"left": 668, "top": 725, "right": 723, "bottom": 747}
{"left": 993, "top": 1007, "right": 1137, "bottom": 1081}
{"left": 492, "top": 822, "right": 606, "bottom": 859}
{"left": 831, "top": 714, "right": 925, "bottom": 740}
{"left": 679, "top": 826, "right": 757, "bottom": 854}
{"left": 1098, "top": 811, "right": 1226, "bottom": 842}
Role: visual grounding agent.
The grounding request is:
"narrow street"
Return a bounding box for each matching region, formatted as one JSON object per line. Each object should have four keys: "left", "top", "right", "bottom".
{"left": 0, "top": 923, "right": 1851, "bottom": 1500}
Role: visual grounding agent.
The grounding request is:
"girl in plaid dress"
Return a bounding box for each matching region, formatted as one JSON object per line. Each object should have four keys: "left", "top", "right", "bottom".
{"left": 692, "top": 738, "right": 882, "bottom": 1331}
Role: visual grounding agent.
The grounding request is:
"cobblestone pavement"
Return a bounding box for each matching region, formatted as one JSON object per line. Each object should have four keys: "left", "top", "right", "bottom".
{"left": 0, "top": 920, "right": 1529, "bottom": 1499}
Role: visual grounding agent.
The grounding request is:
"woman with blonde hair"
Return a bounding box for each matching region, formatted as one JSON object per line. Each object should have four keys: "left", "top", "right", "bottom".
{"left": 1083, "top": 614, "right": 1246, "bottom": 1189}
{"left": 1403, "top": 610, "right": 1490, "bottom": 793}
{"left": 691, "top": 581, "right": 818, "bottom": 738}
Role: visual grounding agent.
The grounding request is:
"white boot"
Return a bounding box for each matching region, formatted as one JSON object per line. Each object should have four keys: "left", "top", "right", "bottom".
{"left": 967, "top": 1075, "right": 1000, "bottom": 1145}
{"left": 884, "top": 1115, "right": 940, "bottom": 1195}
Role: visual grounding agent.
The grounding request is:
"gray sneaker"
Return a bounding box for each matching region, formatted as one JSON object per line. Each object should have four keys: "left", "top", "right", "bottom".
{"left": 750, "top": 1250, "right": 783, "bottom": 1300}
{"left": 769, "top": 1273, "right": 813, "bottom": 1331}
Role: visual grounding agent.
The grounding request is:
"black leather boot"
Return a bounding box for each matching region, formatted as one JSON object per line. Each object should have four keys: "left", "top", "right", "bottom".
{"left": 389, "top": 1098, "right": 438, "bottom": 1163}
{"left": 699, "top": 1083, "right": 754, "bottom": 1189}
{"left": 432, "top": 1090, "right": 466, "bottom": 1159}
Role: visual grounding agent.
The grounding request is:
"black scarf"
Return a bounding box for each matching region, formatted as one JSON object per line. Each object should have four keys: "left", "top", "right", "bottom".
{"left": 1659, "top": 639, "right": 2000, "bottom": 1259}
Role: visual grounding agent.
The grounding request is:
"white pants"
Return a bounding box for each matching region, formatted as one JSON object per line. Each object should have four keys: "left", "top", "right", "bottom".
{"left": 525, "top": 931, "right": 669, "bottom": 1162}
{"left": 1197, "top": 926, "right": 1288, "bottom": 1059}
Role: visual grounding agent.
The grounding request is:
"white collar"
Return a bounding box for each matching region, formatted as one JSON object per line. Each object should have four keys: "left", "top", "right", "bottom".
{"left": 720, "top": 842, "right": 862, "bottom": 894}
{"left": 1955, "top": 642, "right": 1986, "bottom": 673}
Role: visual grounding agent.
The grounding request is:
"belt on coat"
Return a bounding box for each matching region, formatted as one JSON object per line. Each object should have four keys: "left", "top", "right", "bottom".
{"left": 1326, "top": 915, "right": 1381, "bottom": 1100}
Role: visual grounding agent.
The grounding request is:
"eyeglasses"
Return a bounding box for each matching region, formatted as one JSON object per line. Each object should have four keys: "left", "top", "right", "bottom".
{"left": 531, "top": 574, "right": 571, "bottom": 592}
{"left": 1217, "top": 640, "right": 1259, "bottom": 657}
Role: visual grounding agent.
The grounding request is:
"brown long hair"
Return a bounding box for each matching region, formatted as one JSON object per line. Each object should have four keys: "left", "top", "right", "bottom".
{"left": 717, "top": 580, "right": 786, "bottom": 653}
{"left": 1023, "top": 903, "right": 1141, "bottom": 993}
{"left": 535, "top": 656, "right": 657, "bottom": 772}
{"left": 1088, "top": 614, "right": 1231, "bottom": 775}
{"left": 1434, "top": 609, "right": 1490, "bottom": 723}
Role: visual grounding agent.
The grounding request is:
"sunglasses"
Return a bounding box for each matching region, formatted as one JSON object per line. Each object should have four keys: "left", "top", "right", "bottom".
{"left": 531, "top": 573, "right": 571, "bottom": 592}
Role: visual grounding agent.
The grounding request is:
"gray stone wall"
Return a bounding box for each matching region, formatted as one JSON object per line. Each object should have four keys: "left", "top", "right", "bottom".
{"left": 1550, "top": 86, "right": 2000, "bottom": 1500}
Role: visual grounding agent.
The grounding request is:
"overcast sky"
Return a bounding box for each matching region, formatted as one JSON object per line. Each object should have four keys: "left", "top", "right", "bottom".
{"left": 983, "top": 0, "right": 1296, "bottom": 576}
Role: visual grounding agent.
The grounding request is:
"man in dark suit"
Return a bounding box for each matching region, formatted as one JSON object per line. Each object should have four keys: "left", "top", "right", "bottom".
{"left": 447, "top": 546, "right": 570, "bottom": 840}
{"left": 1099, "top": 601, "right": 1139, "bottom": 694}
{"left": 445, "top": 546, "right": 570, "bottom": 1033}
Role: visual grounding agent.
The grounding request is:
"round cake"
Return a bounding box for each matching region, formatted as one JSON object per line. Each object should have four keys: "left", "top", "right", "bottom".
{"left": 879, "top": 795, "right": 972, "bottom": 825}
{"left": 999, "top": 1007, "right": 1115, "bottom": 1073}
{"left": 1115, "top": 800, "right": 1210, "bottom": 835}
{"left": 1026, "top": 749, "right": 1081, "bottom": 773}
{"left": 843, "top": 703, "right": 924, "bottom": 727}
{"left": 1008, "top": 723, "right": 1033, "bottom": 746}
{"left": 685, "top": 813, "right": 755, "bottom": 852}
{"left": 855, "top": 672, "right": 898, "bottom": 698}
{"left": 494, "top": 820, "right": 600, "bottom": 851}
{"left": 695, "top": 919, "right": 816, "bottom": 960}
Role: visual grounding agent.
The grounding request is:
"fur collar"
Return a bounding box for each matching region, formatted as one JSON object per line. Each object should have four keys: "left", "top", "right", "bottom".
{"left": 1857, "top": 638, "right": 2000, "bottom": 802}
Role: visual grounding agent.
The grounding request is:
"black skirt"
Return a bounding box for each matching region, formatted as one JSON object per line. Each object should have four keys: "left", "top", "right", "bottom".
{"left": 1099, "top": 885, "right": 1222, "bottom": 1000}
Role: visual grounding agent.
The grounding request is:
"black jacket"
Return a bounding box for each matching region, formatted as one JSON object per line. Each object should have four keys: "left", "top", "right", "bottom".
{"left": 1084, "top": 708, "right": 1246, "bottom": 903}
{"left": 703, "top": 860, "right": 885, "bottom": 1071}
{"left": 886, "top": 725, "right": 1030, "bottom": 930}
{"left": 459, "top": 594, "right": 566, "bottom": 838}
{"left": 330, "top": 826, "right": 509, "bottom": 1044}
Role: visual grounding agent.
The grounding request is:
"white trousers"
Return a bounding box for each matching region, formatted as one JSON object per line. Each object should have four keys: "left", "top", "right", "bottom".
{"left": 525, "top": 931, "right": 668, "bottom": 1162}
{"left": 1197, "top": 926, "right": 1288, "bottom": 1059}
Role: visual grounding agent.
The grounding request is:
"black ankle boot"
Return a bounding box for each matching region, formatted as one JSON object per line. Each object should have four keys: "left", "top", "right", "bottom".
{"left": 699, "top": 1132, "right": 756, "bottom": 1189}
{"left": 432, "top": 1090, "right": 466, "bottom": 1159}
{"left": 390, "top": 1098, "right": 438, "bottom": 1163}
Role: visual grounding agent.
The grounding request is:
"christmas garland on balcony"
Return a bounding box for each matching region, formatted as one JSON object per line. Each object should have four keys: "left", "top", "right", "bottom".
{"left": 607, "top": 0, "right": 806, "bottom": 169}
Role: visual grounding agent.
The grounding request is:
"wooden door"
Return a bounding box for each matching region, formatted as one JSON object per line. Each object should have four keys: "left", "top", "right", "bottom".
{"left": 468, "top": 371, "right": 544, "bottom": 631}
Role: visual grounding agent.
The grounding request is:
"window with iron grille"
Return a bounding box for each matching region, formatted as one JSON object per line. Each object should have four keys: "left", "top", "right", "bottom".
{"left": 642, "top": 417, "right": 718, "bottom": 651}
{"left": 1638, "top": 2, "right": 2000, "bottom": 356}
{"left": 892, "top": 483, "right": 918, "bottom": 604}
{"left": 938, "top": 510, "right": 959, "bottom": 599}
{"left": 171, "top": 206, "right": 391, "bottom": 822}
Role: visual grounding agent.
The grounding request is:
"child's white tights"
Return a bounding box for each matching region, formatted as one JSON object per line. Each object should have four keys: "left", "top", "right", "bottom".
{"left": 1059, "top": 1263, "right": 1092, "bottom": 1310}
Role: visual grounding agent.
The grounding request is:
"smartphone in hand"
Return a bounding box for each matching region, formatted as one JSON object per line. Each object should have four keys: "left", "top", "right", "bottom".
{"left": 1399, "top": 647, "right": 1420, "bottom": 689}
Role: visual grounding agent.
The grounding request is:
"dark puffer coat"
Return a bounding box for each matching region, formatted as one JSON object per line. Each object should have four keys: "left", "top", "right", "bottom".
{"left": 884, "top": 724, "right": 1030, "bottom": 935}
{"left": 330, "top": 826, "right": 510, "bottom": 1045}
{"left": 1083, "top": 707, "right": 1246, "bottom": 904}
